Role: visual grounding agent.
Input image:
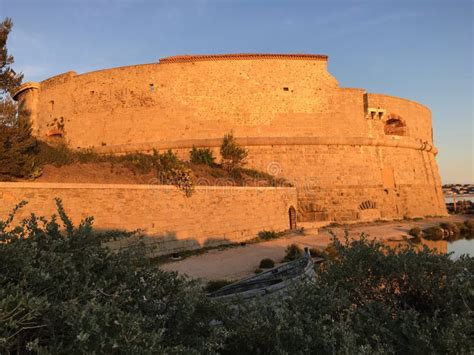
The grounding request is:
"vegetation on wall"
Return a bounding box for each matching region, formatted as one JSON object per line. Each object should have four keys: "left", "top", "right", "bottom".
{"left": 220, "top": 131, "right": 248, "bottom": 171}
{"left": 154, "top": 149, "right": 195, "bottom": 196}
{"left": 190, "top": 146, "right": 216, "bottom": 166}
{"left": 1, "top": 130, "right": 290, "bottom": 190}
{"left": 1, "top": 203, "right": 471, "bottom": 354}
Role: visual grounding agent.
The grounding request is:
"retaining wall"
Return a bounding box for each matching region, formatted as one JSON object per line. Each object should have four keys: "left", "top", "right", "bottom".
{"left": 0, "top": 183, "right": 297, "bottom": 255}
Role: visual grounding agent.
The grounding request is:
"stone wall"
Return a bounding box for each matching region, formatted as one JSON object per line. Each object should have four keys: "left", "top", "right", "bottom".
{"left": 11, "top": 53, "right": 447, "bottom": 222}
{"left": 0, "top": 183, "right": 297, "bottom": 255}
{"left": 15, "top": 55, "right": 432, "bottom": 150}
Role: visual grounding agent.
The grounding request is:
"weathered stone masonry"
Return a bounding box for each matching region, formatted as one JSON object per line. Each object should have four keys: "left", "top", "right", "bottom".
{"left": 0, "top": 183, "right": 297, "bottom": 255}
{"left": 11, "top": 53, "right": 447, "bottom": 226}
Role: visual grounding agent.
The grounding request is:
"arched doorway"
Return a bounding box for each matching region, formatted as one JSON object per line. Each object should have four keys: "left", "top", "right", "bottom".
{"left": 288, "top": 206, "right": 297, "bottom": 230}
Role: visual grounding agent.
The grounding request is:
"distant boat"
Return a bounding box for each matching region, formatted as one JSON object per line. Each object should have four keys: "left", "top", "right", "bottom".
{"left": 208, "top": 249, "right": 322, "bottom": 300}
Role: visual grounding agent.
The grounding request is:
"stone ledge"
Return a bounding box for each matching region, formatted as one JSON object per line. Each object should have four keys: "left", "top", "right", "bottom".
{"left": 0, "top": 182, "right": 297, "bottom": 191}
{"left": 92, "top": 136, "right": 438, "bottom": 155}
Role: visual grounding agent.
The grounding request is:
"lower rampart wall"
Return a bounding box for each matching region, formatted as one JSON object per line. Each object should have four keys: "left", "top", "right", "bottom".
{"left": 112, "top": 137, "right": 445, "bottom": 221}
{"left": 0, "top": 183, "right": 297, "bottom": 255}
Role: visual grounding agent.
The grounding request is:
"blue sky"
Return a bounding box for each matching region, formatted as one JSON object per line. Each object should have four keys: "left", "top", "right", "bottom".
{"left": 1, "top": 0, "right": 472, "bottom": 183}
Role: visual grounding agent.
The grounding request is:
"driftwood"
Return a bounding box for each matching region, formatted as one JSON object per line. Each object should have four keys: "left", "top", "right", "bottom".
{"left": 208, "top": 250, "right": 323, "bottom": 301}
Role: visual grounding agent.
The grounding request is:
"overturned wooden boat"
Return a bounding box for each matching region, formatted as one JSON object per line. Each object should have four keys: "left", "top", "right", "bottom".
{"left": 208, "top": 250, "right": 322, "bottom": 301}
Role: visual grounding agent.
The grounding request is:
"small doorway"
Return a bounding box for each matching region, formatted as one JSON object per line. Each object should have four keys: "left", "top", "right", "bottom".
{"left": 289, "top": 206, "right": 297, "bottom": 230}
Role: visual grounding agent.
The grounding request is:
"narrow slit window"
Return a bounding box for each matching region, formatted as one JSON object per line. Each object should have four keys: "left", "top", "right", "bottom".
{"left": 149, "top": 84, "right": 155, "bottom": 92}
{"left": 49, "top": 100, "right": 54, "bottom": 112}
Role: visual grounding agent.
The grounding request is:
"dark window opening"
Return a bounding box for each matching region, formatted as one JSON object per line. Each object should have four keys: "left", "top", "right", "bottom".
{"left": 149, "top": 84, "right": 155, "bottom": 92}
{"left": 283, "top": 87, "right": 289, "bottom": 91}
{"left": 384, "top": 117, "right": 406, "bottom": 136}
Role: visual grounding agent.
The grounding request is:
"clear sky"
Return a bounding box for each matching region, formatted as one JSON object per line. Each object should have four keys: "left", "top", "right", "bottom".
{"left": 1, "top": 0, "right": 472, "bottom": 183}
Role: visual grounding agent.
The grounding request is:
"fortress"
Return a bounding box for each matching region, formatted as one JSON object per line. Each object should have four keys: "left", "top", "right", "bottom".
{"left": 2, "top": 53, "right": 447, "bottom": 253}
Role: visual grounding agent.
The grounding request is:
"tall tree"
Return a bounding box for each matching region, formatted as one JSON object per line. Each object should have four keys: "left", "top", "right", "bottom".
{"left": 0, "top": 17, "right": 23, "bottom": 126}
{"left": 0, "top": 18, "right": 36, "bottom": 181}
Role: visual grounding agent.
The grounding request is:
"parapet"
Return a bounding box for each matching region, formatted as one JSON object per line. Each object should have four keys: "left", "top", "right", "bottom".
{"left": 12, "top": 82, "right": 40, "bottom": 100}
{"left": 159, "top": 53, "right": 328, "bottom": 64}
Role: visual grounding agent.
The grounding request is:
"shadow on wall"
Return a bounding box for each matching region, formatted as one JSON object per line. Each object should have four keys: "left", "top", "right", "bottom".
{"left": 104, "top": 230, "right": 243, "bottom": 257}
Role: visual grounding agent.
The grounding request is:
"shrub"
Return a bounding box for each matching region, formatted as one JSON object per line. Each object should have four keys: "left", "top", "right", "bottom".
{"left": 283, "top": 244, "right": 302, "bottom": 262}
{"left": 118, "top": 152, "right": 156, "bottom": 174}
{"left": 258, "top": 230, "right": 279, "bottom": 240}
{"left": 205, "top": 279, "right": 233, "bottom": 293}
{"left": 35, "top": 141, "right": 75, "bottom": 166}
{"left": 154, "top": 150, "right": 195, "bottom": 196}
{"left": 254, "top": 268, "right": 263, "bottom": 274}
{"left": 0, "top": 120, "right": 38, "bottom": 180}
{"left": 220, "top": 132, "right": 248, "bottom": 171}
{"left": 408, "top": 226, "right": 422, "bottom": 237}
{"left": 0, "top": 200, "right": 224, "bottom": 354}
{"left": 323, "top": 244, "right": 338, "bottom": 259}
{"left": 155, "top": 149, "right": 180, "bottom": 171}
{"left": 423, "top": 226, "right": 444, "bottom": 240}
{"left": 259, "top": 258, "right": 275, "bottom": 269}
{"left": 190, "top": 146, "right": 215, "bottom": 166}
{"left": 2, "top": 203, "right": 472, "bottom": 354}
{"left": 222, "top": 236, "right": 473, "bottom": 354}
{"left": 309, "top": 247, "right": 325, "bottom": 258}
{"left": 440, "top": 222, "right": 460, "bottom": 235}
{"left": 463, "top": 219, "right": 474, "bottom": 234}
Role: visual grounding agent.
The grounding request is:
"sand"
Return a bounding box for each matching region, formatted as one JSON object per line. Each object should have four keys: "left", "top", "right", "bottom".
{"left": 161, "top": 215, "right": 472, "bottom": 281}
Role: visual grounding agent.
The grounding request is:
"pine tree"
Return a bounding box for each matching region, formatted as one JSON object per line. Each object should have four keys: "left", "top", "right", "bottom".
{"left": 0, "top": 18, "right": 37, "bottom": 180}
{"left": 220, "top": 131, "right": 248, "bottom": 171}
{"left": 0, "top": 120, "right": 37, "bottom": 179}
{"left": 0, "top": 17, "right": 23, "bottom": 126}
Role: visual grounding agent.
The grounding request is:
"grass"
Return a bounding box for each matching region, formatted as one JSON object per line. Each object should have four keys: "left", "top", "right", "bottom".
{"left": 283, "top": 244, "right": 303, "bottom": 262}
{"left": 258, "top": 230, "right": 281, "bottom": 240}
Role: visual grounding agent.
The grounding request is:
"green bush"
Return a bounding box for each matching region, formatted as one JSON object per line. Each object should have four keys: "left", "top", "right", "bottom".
{"left": 222, "top": 237, "right": 473, "bottom": 354}
{"left": 423, "top": 226, "right": 444, "bottom": 240}
{"left": 220, "top": 132, "right": 248, "bottom": 171}
{"left": 283, "top": 244, "right": 302, "bottom": 262}
{"left": 190, "top": 146, "right": 216, "bottom": 166}
{"left": 2, "top": 203, "right": 472, "bottom": 354}
{"left": 155, "top": 149, "right": 195, "bottom": 196}
{"left": 0, "top": 200, "right": 223, "bottom": 353}
{"left": 463, "top": 219, "right": 474, "bottom": 234}
{"left": 323, "top": 244, "right": 338, "bottom": 259}
{"left": 309, "top": 247, "right": 325, "bottom": 258}
{"left": 259, "top": 258, "right": 275, "bottom": 269}
{"left": 440, "top": 222, "right": 460, "bottom": 235}
{"left": 408, "top": 226, "right": 422, "bottom": 237}
{"left": 258, "top": 230, "right": 279, "bottom": 240}
{"left": 0, "top": 120, "right": 38, "bottom": 180}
